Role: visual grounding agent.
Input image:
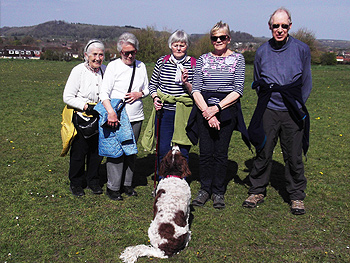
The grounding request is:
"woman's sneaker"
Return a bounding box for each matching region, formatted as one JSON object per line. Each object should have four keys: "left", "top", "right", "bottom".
{"left": 192, "top": 189, "right": 210, "bottom": 206}
{"left": 212, "top": 194, "right": 225, "bottom": 209}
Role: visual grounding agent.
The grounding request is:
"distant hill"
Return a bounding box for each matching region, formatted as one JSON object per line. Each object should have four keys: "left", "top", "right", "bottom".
{"left": 0, "top": 20, "right": 257, "bottom": 43}
{"left": 0, "top": 20, "right": 140, "bottom": 41}
{"left": 1, "top": 21, "right": 349, "bottom": 51}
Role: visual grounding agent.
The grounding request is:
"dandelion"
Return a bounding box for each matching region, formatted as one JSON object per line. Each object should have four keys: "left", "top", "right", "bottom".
{"left": 76, "top": 252, "right": 80, "bottom": 255}
{"left": 49, "top": 170, "right": 52, "bottom": 172}
{"left": 315, "top": 117, "right": 320, "bottom": 120}
{"left": 319, "top": 172, "right": 323, "bottom": 175}
{"left": 10, "top": 141, "right": 13, "bottom": 143}
{"left": 339, "top": 134, "right": 343, "bottom": 137}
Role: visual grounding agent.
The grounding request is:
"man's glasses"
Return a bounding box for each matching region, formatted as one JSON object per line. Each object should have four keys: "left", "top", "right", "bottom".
{"left": 272, "top": 24, "right": 290, "bottom": 29}
{"left": 121, "top": 50, "right": 137, "bottom": 56}
{"left": 210, "top": 35, "right": 228, "bottom": 42}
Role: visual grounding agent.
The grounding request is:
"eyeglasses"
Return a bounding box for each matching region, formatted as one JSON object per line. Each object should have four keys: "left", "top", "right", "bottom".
{"left": 121, "top": 50, "right": 136, "bottom": 56}
{"left": 210, "top": 35, "right": 228, "bottom": 42}
{"left": 272, "top": 24, "right": 290, "bottom": 29}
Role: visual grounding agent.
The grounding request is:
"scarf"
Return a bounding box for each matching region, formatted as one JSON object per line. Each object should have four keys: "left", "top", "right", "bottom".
{"left": 170, "top": 54, "right": 188, "bottom": 85}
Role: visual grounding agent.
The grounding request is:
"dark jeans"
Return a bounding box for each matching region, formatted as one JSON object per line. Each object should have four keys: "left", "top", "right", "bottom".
{"left": 248, "top": 109, "right": 307, "bottom": 200}
{"left": 197, "top": 108, "right": 237, "bottom": 195}
{"left": 156, "top": 109, "right": 190, "bottom": 169}
{"left": 69, "top": 131, "right": 102, "bottom": 188}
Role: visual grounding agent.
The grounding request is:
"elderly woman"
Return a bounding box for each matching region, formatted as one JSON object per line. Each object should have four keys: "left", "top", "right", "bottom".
{"left": 190, "top": 22, "right": 249, "bottom": 209}
{"left": 63, "top": 39, "right": 106, "bottom": 196}
{"left": 100, "top": 32, "right": 149, "bottom": 201}
{"left": 141, "top": 30, "right": 195, "bottom": 175}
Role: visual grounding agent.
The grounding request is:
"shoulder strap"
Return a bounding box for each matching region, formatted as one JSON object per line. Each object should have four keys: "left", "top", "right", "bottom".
{"left": 162, "top": 54, "right": 171, "bottom": 64}
{"left": 127, "top": 61, "right": 136, "bottom": 93}
{"left": 190, "top": 57, "right": 196, "bottom": 68}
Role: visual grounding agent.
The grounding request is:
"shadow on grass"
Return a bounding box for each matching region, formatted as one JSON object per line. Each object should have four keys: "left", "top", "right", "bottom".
{"left": 243, "top": 158, "right": 290, "bottom": 203}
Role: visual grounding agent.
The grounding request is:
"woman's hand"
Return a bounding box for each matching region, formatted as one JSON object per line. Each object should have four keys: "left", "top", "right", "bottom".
{"left": 208, "top": 116, "right": 220, "bottom": 130}
{"left": 202, "top": 105, "right": 219, "bottom": 120}
{"left": 107, "top": 111, "right": 119, "bottom": 128}
{"left": 125, "top": 92, "right": 142, "bottom": 104}
{"left": 153, "top": 97, "right": 163, "bottom": 111}
{"left": 181, "top": 68, "right": 189, "bottom": 83}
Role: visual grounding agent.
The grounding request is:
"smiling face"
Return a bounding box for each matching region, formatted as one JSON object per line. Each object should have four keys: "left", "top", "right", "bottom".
{"left": 269, "top": 10, "right": 292, "bottom": 43}
{"left": 86, "top": 47, "right": 104, "bottom": 69}
{"left": 171, "top": 41, "right": 187, "bottom": 59}
{"left": 120, "top": 43, "right": 137, "bottom": 66}
{"left": 211, "top": 28, "right": 231, "bottom": 53}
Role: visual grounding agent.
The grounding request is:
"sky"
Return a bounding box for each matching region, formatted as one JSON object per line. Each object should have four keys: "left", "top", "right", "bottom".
{"left": 1, "top": 0, "right": 349, "bottom": 41}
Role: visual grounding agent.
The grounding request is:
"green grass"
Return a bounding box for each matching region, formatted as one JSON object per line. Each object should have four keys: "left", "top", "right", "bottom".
{"left": 0, "top": 59, "right": 349, "bottom": 262}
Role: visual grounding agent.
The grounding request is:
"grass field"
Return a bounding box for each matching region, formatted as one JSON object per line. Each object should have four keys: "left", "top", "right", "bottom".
{"left": 0, "top": 59, "right": 349, "bottom": 262}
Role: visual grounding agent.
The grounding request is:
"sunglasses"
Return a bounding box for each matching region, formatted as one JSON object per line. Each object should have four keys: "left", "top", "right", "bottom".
{"left": 210, "top": 35, "right": 228, "bottom": 42}
{"left": 121, "top": 50, "right": 136, "bottom": 56}
{"left": 272, "top": 24, "right": 290, "bottom": 29}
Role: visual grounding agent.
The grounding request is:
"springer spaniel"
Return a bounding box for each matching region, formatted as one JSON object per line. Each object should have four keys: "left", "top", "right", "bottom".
{"left": 120, "top": 146, "right": 192, "bottom": 262}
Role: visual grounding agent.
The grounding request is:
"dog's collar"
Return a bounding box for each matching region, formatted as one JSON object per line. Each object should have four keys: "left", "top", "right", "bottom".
{"left": 166, "top": 175, "right": 182, "bottom": 179}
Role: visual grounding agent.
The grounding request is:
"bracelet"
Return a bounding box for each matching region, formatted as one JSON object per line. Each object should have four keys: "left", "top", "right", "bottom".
{"left": 215, "top": 103, "right": 222, "bottom": 112}
{"left": 153, "top": 96, "right": 160, "bottom": 101}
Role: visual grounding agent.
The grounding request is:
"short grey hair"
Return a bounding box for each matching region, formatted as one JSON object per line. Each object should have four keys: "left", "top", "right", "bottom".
{"left": 168, "top": 30, "right": 189, "bottom": 49}
{"left": 84, "top": 39, "right": 105, "bottom": 54}
{"left": 269, "top": 7, "right": 292, "bottom": 27}
{"left": 117, "top": 32, "right": 139, "bottom": 52}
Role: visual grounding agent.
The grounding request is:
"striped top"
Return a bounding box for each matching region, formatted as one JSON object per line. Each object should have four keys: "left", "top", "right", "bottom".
{"left": 192, "top": 52, "right": 245, "bottom": 105}
{"left": 149, "top": 55, "right": 195, "bottom": 110}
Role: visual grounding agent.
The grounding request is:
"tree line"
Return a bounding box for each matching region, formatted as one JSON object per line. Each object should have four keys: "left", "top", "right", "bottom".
{"left": 1, "top": 23, "right": 337, "bottom": 65}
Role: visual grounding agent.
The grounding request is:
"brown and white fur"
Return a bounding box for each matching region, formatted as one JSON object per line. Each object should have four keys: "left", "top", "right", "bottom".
{"left": 120, "top": 145, "right": 192, "bottom": 263}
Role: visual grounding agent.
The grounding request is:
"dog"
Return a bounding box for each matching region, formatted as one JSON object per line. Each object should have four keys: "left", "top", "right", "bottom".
{"left": 120, "top": 145, "right": 192, "bottom": 263}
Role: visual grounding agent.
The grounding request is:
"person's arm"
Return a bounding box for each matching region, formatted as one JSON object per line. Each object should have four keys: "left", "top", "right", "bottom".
{"left": 63, "top": 65, "right": 87, "bottom": 111}
{"left": 301, "top": 46, "right": 312, "bottom": 103}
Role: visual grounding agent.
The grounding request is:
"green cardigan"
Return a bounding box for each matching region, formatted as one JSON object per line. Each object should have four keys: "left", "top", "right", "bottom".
{"left": 141, "top": 90, "right": 193, "bottom": 152}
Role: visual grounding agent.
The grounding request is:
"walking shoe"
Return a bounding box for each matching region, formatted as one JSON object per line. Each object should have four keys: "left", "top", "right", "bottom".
{"left": 124, "top": 186, "right": 138, "bottom": 196}
{"left": 290, "top": 200, "right": 305, "bottom": 215}
{"left": 87, "top": 184, "right": 103, "bottom": 195}
{"left": 106, "top": 188, "right": 123, "bottom": 201}
{"left": 242, "top": 194, "right": 264, "bottom": 208}
{"left": 212, "top": 194, "right": 225, "bottom": 209}
{"left": 192, "top": 189, "right": 210, "bottom": 206}
{"left": 70, "top": 185, "right": 85, "bottom": 197}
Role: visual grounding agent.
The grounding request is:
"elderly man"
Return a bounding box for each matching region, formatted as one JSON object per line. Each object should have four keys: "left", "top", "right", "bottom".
{"left": 242, "top": 7, "right": 312, "bottom": 215}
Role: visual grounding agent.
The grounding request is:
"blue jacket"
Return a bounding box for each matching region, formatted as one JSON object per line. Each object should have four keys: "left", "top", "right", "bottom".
{"left": 94, "top": 99, "right": 138, "bottom": 158}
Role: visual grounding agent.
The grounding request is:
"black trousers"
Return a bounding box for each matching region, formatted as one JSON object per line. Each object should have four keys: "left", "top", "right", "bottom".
{"left": 248, "top": 109, "right": 307, "bottom": 200}
{"left": 69, "top": 131, "right": 102, "bottom": 188}
{"left": 197, "top": 110, "right": 237, "bottom": 195}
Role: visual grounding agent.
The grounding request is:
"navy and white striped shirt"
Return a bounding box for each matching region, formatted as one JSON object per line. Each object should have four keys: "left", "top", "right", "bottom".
{"left": 149, "top": 55, "right": 195, "bottom": 111}
{"left": 192, "top": 52, "right": 245, "bottom": 105}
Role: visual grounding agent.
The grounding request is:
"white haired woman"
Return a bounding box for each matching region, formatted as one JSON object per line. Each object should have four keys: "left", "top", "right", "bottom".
{"left": 141, "top": 30, "right": 196, "bottom": 178}
{"left": 100, "top": 32, "right": 149, "bottom": 201}
{"left": 63, "top": 39, "right": 106, "bottom": 196}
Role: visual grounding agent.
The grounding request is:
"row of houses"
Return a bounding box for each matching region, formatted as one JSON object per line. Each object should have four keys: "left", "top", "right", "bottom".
{"left": 0, "top": 45, "right": 80, "bottom": 59}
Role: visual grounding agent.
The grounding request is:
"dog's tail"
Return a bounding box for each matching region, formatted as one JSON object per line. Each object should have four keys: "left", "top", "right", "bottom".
{"left": 120, "top": 244, "right": 168, "bottom": 263}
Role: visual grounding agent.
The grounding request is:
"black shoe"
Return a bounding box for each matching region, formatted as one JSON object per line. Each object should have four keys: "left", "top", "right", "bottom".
{"left": 192, "top": 189, "right": 210, "bottom": 206}
{"left": 212, "top": 193, "right": 225, "bottom": 209}
{"left": 70, "top": 185, "right": 85, "bottom": 197}
{"left": 88, "top": 184, "right": 103, "bottom": 195}
{"left": 106, "top": 188, "right": 123, "bottom": 201}
{"left": 124, "top": 186, "right": 138, "bottom": 196}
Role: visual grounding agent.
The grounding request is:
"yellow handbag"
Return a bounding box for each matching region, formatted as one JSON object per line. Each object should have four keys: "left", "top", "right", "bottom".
{"left": 60, "top": 105, "right": 77, "bottom": 157}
